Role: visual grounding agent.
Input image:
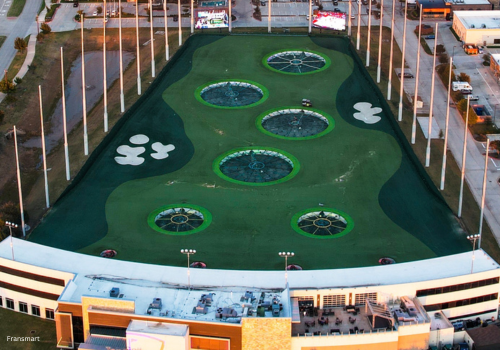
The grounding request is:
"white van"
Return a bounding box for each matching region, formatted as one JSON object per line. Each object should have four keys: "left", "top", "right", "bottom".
{"left": 452, "top": 81, "right": 472, "bottom": 92}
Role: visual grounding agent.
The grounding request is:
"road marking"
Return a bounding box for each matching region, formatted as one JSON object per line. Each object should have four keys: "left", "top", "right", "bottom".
{"left": 476, "top": 67, "right": 500, "bottom": 105}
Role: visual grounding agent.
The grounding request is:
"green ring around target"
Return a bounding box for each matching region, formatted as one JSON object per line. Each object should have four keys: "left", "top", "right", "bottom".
{"left": 213, "top": 146, "right": 300, "bottom": 186}
{"left": 256, "top": 106, "right": 335, "bottom": 140}
{"left": 194, "top": 79, "right": 269, "bottom": 109}
{"left": 291, "top": 207, "right": 354, "bottom": 239}
{"left": 147, "top": 204, "right": 212, "bottom": 235}
{"left": 262, "top": 50, "right": 331, "bottom": 75}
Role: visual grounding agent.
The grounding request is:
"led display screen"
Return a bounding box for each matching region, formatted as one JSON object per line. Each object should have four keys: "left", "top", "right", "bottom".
{"left": 312, "top": 11, "right": 346, "bottom": 31}
{"left": 195, "top": 10, "right": 229, "bottom": 29}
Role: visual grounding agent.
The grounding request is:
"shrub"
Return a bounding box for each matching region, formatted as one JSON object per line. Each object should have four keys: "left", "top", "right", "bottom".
{"left": 14, "top": 37, "right": 27, "bottom": 52}
{"left": 438, "top": 53, "right": 449, "bottom": 64}
{"left": 436, "top": 44, "right": 446, "bottom": 54}
{"left": 40, "top": 23, "right": 51, "bottom": 34}
{"left": 97, "top": 6, "right": 103, "bottom": 14}
{"left": 13, "top": 77, "right": 22, "bottom": 84}
{"left": 457, "top": 99, "right": 478, "bottom": 125}
{"left": 0, "top": 78, "right": 16, "bottom": 93}
{"left": 0, "top": 110, "right": 4, "bottom": 124}
{"left": 458, "top": 72, "right": 471, "bottom": 83}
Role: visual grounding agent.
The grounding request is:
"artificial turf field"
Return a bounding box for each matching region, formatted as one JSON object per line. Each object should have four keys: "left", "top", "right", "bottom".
{"left": 30, "top": 35, "right": 470, "bottom": 270}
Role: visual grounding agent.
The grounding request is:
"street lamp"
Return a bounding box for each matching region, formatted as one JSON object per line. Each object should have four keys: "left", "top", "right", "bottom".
{"left": 5, "top": 221, "right": 18, "bottom": 261}
{"left": 180, "top": 249, "right": 196, "bottom": 289}
{"left": 278, "top": 252, "right": 294, "bottom": 287}
{"left": 467, "top": 234, "right": 480, "bottom": 274}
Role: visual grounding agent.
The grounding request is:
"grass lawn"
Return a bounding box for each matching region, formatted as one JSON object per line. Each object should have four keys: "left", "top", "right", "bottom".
{"left": 29, "top": 35, "right": 469, "bottom": 270}
{"left": 0, "top": 308, "right": 56, "bottom": 350}
{"left": 7, "top": 0, "right": 26, "bottom": 17}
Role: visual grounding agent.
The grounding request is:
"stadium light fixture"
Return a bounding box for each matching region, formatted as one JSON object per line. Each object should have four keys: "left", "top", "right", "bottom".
{"left": 5, "top": 221, "right": 18, "bottom": 261}
{"left": 181, "top": 249, "right": 197, "bottom": 289}
{"left": 279, "top": 252, "right": 294, "bottom": 287}
{"left": 467, "top": 234, "right": 480, "bottom": 274}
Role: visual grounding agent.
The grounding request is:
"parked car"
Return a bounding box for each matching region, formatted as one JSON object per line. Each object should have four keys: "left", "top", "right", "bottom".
{"left": 426, "top": 35, "right": 435, "bottom": 39}
{"left": 173, "top": 14, "right": 179, "bottom": 22}
{"left": 92, "top": 11, "right": 98, "bottom": 16}
{"left": 468, "top": 95, "right": 479, "bottom": 101}
{"left": 398, "top": 72, "right": 414, "bottom": 78}
{"left": 260, "top": 1, "right": 266, "bottom": 5}
{"left": 334, "top": 8, "right": 341, "bottom": 12}
{"left": 478, "top": 46, "right": 484, "bottom": 54}
{"left": 333, "top": 0, "right": 338, "bottom": 5}
{"left": 461, "top": 89, "right": 473, "bottom": 95}
{"left": 73, "top": 1, "right": 78, "bottom": 8}
{"left": 111, "top": 10, "right": 116, "bottom": 17}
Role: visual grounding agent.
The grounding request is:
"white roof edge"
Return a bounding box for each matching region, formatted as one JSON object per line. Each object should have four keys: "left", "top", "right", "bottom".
{"left": 1, "top": 239, "right": 499, "bottom": 290}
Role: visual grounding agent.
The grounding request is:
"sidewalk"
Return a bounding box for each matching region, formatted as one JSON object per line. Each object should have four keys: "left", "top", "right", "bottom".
{"left": 387, "top": 7, "right": 500, "bottom": 245}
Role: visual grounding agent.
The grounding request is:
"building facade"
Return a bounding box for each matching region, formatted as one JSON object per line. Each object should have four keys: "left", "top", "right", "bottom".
{"left": 453, "top": 11, "right": 500, "bottom": 45}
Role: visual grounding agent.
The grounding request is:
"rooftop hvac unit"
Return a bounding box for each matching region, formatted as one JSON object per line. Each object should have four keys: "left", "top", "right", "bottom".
{"left": 150, "top": 298, "right": 162, "bottom": 309}
{"left": 109, "top": 287, "right": 120, "bottom": 298}
{"left": 471, "top": 24, "right": 475, "bottom": 28}
{"left": 482, "top": 24, "right": 487, "bottom": 28}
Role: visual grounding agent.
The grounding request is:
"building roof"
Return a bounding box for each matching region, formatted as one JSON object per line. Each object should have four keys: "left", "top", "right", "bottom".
{"left": 454, "top": 11, "right": 500, "bottom": 29}
{"left": 467, "top": 324, "right": 500, "bottom": 349}
{"left": 417, "top": 0, "right": 449, "bottom": 9}
{"left": 1, "top": 239, "right": 499, "bottom": 290}
{"left": 447, "top": 0, "right": 491, "bottom": 5}
{"left": 491, "top": 54, "right": 500, "bottom": 64}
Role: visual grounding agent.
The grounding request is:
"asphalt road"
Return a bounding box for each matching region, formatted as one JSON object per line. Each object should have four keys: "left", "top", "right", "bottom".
{"left": 0, "top": 0, "right": 42, "bottom": 77}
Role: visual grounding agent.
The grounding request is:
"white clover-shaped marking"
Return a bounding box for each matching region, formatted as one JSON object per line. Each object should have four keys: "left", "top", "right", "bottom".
{"left": 353, "top": 102, "right": 382, "bottom": 124}
{"left": 115, "top": 145, "right": 146, "bottom": 166}
{"left": 129, "top": 134, "right": 149, "bottom": 145}
{"left": 151, "top": 142, "right": 175, "bottom": 160}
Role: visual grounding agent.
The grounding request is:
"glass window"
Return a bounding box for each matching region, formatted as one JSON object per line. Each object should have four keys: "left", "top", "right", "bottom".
{"left": 19, "top": 302, "right": 28, "bottom": 313}
{"left": 6, "top": 299, "right": 14, "bottom": 310}
{"left": 31, "top": 305, "right": 40, "bottom": 317}
{"left": 45, "top": 308, "right": 54, "bottom": 319}
{"left": 0, "top": 297, "right": 3, "bottom": 307}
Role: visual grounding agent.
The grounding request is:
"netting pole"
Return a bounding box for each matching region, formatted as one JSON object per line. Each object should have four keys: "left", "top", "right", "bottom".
{"left": 458, "top": 96, "right": 470, "bottom": 218}
{"left": 356, "top": 0, "right": 361, "bottom": 50}
{"left": 60, "top": 47, "right": 70, "bottom": 181}
{"left": 348, "top": 0, "right": 351, "bottom": 37}
{"left": 387, "top": 0, "right": 395, "bottom": 100}
{"left": 38, "top": 85, "right": 50, "bottom": 209}
{"left": 164, "top": 0, "right": 169, "bottom": 60}
{"left": 119, "top": 0, "right": 125, "bottom": 113}
{"left": 411, "top": 4, "right": 422, "bottom": 144}
{"left": 425, "top": 23, "right": 439, "bottom": 168}
{"left": 13, "top": 126, "right": 26, "bottom": 237}
{"left": 478, "top": 138, "right": 490, "bottom": 249}
{"left": 135, "top": 0, "right": 141, "bottom": 95}
{"left": 178, "top": 0, "right": 182, "bottom": 46}
{"left": 376, "top": 0, "right": 383, "bottom": 82}
{"left": 268, "top": 0, "right": 272, "bottom": 33}
{"left": 366, "top": 0, "right": 372, "bottom": 67}
{"left": 397, "top": 0, "right": 407, "bottom": 122}
{"left": 81, "top": 13, "right": 89, "bottom": 155}
{"left": 308, "top": 0, "right": 312, "bottom": 34}
{"left": 440, "top": 57, "right": 453, "bottom": 190}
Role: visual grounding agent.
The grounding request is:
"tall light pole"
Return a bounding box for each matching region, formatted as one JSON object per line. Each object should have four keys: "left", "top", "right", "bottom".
{"left": 164, "top": 0, "right": 169, "bottom": 60}
{"left": 38, "top": 85, "right": 50, "bottom": 209}
{"left": 135, "top": 0, "right": 141, "bottom": 95}
{"left": 103, "top": 0, "right": 109, "bottom": 131}
{"left": 308, "top": 0, "right": 312, "bottom": 34}
{"left": 356, "top": 0, "right": 361, "bottom": 50}
{"left": 425, "top": 22, "right": 439, "bottom": 167}
{"left": 458, "top": 95, "right": 471, "bottom": 218}
{"left": 60, "top": 47, "right": 70, "bottom": 181}
{"left": 13, "top": 126, "right": 25, "bottom": 237}
{"left": 387, "top": 0, "right": 395, "bottom": 99}
{"left": 467, "top": 234, "right": 480, "bottom": 274}
{"left": 149, "top": 0, "right": 155, "bottom": 78}
{"left": 279, "top": 251, "right": 294, "bottom": 287}
{"left": 181, "top": 249, "right": 196, "bottom": 289}
{"left": 5, "top": 221, "right": 17, "bottom": 261}
{"left": 190, "top": 0, "right": 194, "bottom": 34}
{"left": 478, "top": 138, "right": 490, "bottom": 249}
{"left": 268, "top": 0, "right": 272, "bottom": 33}
{"left": 81, "top": 13, "right": 89, "bottom": 155}
{"left": 366, "top": 0, "right": 372, "bottom": 67}
{"left": 397, "top": 0, "right": 407, "bottom": 122}
{"left": 440, "top": 57, "right": 453, "bottom": 190}
{"left": 348, "top": 0, "right": 351, "bottom": 37}
{"left": 178, "top": 0, "right": 182, "bottom": 46}
{"left": 376, "top": 0, "right": 383, "bottom": 83}
{"left": 411, "top": 4, "right": 422, "bottom": 144}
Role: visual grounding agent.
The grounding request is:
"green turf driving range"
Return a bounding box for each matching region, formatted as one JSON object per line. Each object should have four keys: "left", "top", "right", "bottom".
{"left": 29, "top": 35, "right": 470, "bottom": 270}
